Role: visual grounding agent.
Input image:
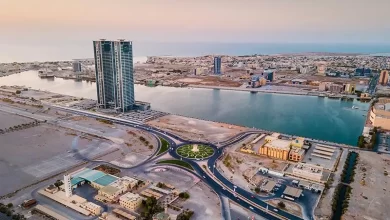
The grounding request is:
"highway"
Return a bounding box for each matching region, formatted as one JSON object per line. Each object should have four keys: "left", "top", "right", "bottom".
{"left": 49, "top": 104, "right": 305, "bottom": 220}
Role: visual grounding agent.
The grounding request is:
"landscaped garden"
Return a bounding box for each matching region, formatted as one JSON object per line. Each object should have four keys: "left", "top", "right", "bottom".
{"left": 176, "top": 144, "right": 215, "bottom": 159}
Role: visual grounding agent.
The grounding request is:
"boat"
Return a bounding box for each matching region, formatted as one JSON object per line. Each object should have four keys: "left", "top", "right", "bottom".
{"left": 318, "top": 94, "right": 326, "bottom": 98}
{"left": 38, "top": 70, "right": 55, "bottom": 78}
{"left": 352, "top": 106, "right": 359, "bottom": 109}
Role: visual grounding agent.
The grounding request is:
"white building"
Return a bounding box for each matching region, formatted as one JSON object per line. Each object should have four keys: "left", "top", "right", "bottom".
{"left": 64, "top": 174, "right": 72, "bottom": 198}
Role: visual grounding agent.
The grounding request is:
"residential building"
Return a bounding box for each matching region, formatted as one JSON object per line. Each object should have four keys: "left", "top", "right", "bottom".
{"left": 119, "top": 192, "right": 143, "bottom": 211}
{"left": 291, "top": 163, "right": 324, "bottom": 182}
{"left": 319, "top": 82, "right": 332, "bottom": 91}
{"left": 213, "top": 57, "right": 221, "bottom": 74}
{"left": 329, "top": 84, "right": 343, "bottom": 93}
{"left": 93, "top": 39, "right": 135, "bottom": 112}
{"left": 317, "top": 62, "right": 326, "bottom": 76}
{"left": 263, "top": 69, "right": 275, "bottom": 82}
{"left": 343, "top": 83, "right": 356, "bottom": 94}
{"left": 259, "top": 139, "right": 291, "bottom": 160}
{"left": 379, "top": 70, "right": 389, "bottom": 86}
{"left": 288, "top": 147, "right": 305, "bottom": 162}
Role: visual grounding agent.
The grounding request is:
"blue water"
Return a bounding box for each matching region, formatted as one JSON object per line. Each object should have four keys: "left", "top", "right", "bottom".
{"left": 0, "top": 71, "right": 369, "bottom": 145}
{"left": 1, "top": 42, "right": 390, "bottom": 62}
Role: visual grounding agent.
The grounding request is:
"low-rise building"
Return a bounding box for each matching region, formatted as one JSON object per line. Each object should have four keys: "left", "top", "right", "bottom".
{"left": 289, "top": 147, "right": 305, "bottom": 162}
{"left": 292, "top": 163, "right": 324, "bottom": 182}
{"left": 259, "top": 139, "right": 290, "bottom": 160}
{"left": 119, "top": 193, "right": 143, "bottom": 211}
{"left": 369, "top": 98, "right": 390, "bottom": 130}
{"left": 80, "top": 202, "right": 103, "bottom": 216}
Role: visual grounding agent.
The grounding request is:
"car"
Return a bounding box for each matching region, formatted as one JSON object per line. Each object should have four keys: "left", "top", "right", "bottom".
{"left": 273, "top": 209, "right": 278, "bottom": 212}
{"left": 203, "top": 176, "right": 206, "bottom": 178}
{"left": 249, "top": 206, "right": 254, "bottom": 210}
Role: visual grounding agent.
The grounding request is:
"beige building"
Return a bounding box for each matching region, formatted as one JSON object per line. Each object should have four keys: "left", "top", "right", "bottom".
{"left": 292, "top": 163, "right": 323, "bottom": 182}
{"left": 379, "top": 70, "right": 389, "bottom": 86}
{"left": 259, "top": 139, "right": 290, "bottom": 161}
{"left": 119, "top": 192, "right": 143, "bottom": 211}
{"left": 369, "top": 98, "right": 390, "bottom": 130}
{"left": 289, "top": 147, "right": 305, "bottom": 162}
{"left": 290, "top": 137, "right": 305, "bottom": 148}
{"left": 80, "top": 202, "right": 103, "bottom": 216}
{"left": 265, "top": 133, "right": 280, "bottom": 143}
{"left": 97, "top": 176, "right": 139, "bottom": 202}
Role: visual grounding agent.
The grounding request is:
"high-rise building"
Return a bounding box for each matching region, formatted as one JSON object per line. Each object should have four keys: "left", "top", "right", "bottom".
{"left": 73, "top": 60, "right": 82, "bottom": 72}
{"left": 379, "top": 70, "right": 389, "bottom": 86}
{"left": 93, "top": 39, "right": 134, "bottom": 112}
{"left": 213, "top": 56, "right": 221, "bottom": 74}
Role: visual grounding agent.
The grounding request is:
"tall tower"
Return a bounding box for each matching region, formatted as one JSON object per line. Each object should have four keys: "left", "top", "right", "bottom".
{"left": 64, "top": 174, "right": 72, "bottom": 197}
{"left": 213, "top": 56, "right": 221, "bottom": 74}
{"left": 379, "top": 70, "right": 389, "bottom": 86}
{"left": 93, "top": 39, "right": 135, "bottom": 112}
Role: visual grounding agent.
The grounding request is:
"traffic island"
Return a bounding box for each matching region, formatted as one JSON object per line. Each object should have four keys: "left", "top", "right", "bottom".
{"left": 156, "top": 159, "right": 194, "bottom": 171}
{"left": 176, "top": 144, "right": 215, "bottom": 159}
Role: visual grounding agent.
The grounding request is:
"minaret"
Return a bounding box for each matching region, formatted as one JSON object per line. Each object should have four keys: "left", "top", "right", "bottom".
{"left": 64, "top": 174, "right": 72, "bottom": 197}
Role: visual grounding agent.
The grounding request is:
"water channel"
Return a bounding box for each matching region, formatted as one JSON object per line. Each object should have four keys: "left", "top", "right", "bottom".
{"left": 0, "top": 71, "right": 369, "bottom": 145}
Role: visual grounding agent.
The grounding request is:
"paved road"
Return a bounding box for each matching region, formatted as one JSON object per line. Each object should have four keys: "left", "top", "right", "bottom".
{"left": 49, "top": 105, "right": 305, "bottom": 220}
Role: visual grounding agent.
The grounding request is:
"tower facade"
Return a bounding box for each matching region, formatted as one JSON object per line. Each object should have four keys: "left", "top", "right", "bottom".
{"left": 64, "top": 174, "right": 72, "bottom": 197}
{"left": 93, "top": 39, "right": 135, "bottom": 112}
{"left": 213, "top": 56, "right": 221, "bottom": 74}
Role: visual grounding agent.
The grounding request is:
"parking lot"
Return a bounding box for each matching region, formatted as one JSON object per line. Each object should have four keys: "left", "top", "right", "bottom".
{"left": 256, "top": 171, "right": 322, "bottom": 219}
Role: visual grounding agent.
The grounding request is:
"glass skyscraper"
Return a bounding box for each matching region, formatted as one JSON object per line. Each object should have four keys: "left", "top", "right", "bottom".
{"left": 93, "top": 39, "right": 135, "bottom": 112}
{"left": 213, "top": 56, "right": 221, "bottom": 74}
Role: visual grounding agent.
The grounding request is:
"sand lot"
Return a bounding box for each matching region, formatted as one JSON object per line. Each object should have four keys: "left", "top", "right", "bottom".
{"left": 343, "top": 151, "right": 390, "bottom": 220}
{"left": 0, "top": 123, "right": 113, "bottom": 196}
{"left": 147, "top": 114, "right": 248, "bottom": 142}
{"left": 0, "top": 111, "right": 35, "bottom": 129}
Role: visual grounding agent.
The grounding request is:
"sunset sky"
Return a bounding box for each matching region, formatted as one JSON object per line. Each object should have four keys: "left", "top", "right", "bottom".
{"left": 1, "top": 0, "right": 390, "bottom": 44}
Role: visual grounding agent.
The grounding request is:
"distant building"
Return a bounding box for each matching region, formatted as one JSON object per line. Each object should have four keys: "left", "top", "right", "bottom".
{"left": 329, "top": 84, "right": 343, "bottom": 93}
{"left": 290, "top": 137, "right": 305, "bottom": 148}
{"left": 317, "top": 62, "right": 326, "bottom": 76}
{"left": 93, "top": 39, "right": 135, "bottom": 112}
{"left": 213, "top": 57, "right": 222, "bottom": 74}
{"left": 119, "top": 192, "right": 143, "bottom": 211}
{"left": 355, "top": 68, "right": 372, "bottom": 77}
{"left": 319, "top": 82, "right": 332, "bottom": 91}
{"left": 250, "top": 75, "right": 267, "bottom": 88}
{"left": 73, "top": 61, "right": 82, "bottom": 72}
{"left": 343, "top": 83, "right": 356, "bottom": 94}
{"left": 263, "top": 69, "right": 275, "bottom": 82}
{"left": 291, "top": 79, "right": 307, "bottom": 85}
{"left": 379, "top": 70, "right": 389, "bottom": 86}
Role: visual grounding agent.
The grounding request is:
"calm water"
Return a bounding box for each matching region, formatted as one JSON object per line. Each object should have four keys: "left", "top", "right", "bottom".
{"left": 0, "top": 71, "right": 369, "bottom": 145}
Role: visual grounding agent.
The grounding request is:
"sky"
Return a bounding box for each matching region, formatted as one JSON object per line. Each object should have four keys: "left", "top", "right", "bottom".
{"left": 1, "top": 0, "right": 390, "bottom": 44}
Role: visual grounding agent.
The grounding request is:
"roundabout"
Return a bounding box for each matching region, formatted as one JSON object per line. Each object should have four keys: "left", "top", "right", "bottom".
{"left": 176, "top": 144, "right": 215, "bottom": 159}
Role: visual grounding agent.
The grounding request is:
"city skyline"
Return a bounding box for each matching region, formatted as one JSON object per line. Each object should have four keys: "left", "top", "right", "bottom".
{"left": 1, "top": 0, "right": 390, "bottom": 44}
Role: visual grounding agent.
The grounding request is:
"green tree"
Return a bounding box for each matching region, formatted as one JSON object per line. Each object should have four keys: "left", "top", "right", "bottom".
{"left": 277, "top": 201, "right": 286, "bottom": 209}
{"left": 254, "top": 187, "right": 260, "bottom": 193}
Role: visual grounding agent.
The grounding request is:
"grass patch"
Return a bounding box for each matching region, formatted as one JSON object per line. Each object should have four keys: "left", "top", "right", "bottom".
{"left": 157, "top": 159, "right": 194, "bottom": 170}
{"left": 157, "top": 137, "right": 169, "bottom": 155}
{"left": 176, "top": 144, "right": 214, "bottom": 159}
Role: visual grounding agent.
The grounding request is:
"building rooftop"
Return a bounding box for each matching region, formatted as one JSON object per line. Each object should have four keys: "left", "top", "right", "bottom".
{"left": 293, "top": 163, "right": 323, "bottom": 174}
{"left": 261, "top": 180, "right": 276, "bottom": 192}
{"left": 265, "top": 139, "right": 291, "bottom": 151}
{"left": 94, "top": 175, "right": 118, "bottom": 187}
{"left": 283, "top": 186, "right": 302, "bottom": 198}
{"left": 120, "top": 192, "right": 141, "bottom": 202}
{"left": 100, "top": 185, "right": 121, "bottom": 196}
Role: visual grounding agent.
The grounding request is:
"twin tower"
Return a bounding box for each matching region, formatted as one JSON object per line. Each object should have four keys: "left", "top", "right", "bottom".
{"left": 93, "top": 39, "right": 135, "bottom": 112}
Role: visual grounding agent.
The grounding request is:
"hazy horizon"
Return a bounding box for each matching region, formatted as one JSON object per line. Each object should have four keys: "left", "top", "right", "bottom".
{"left": 1, "top": 0, "right": 390, "bottom": 62}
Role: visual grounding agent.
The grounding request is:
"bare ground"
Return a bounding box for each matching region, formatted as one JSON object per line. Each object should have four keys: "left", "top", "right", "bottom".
{"left": 147, "top": 114, "right": 248, "bottom": 143}
{"left": 343, "top": 151, "right": 390, "bottom": 220}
